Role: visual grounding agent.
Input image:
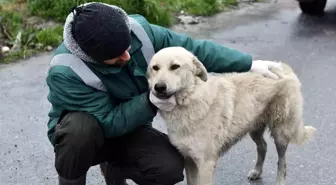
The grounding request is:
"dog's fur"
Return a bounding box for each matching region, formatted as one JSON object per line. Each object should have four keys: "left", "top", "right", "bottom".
{"left": 146, "top": 47, "right": 316, "bottom": 185}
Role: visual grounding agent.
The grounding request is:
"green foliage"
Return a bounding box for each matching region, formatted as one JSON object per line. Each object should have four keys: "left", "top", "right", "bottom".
{"left": 0, "top": 11, "right": 24, "bottom": 41}
{"left": 3, "top": 48, "right": 36, "bottom": 63}
{"left": 27, "top": 0, "right": 238, "bottom": 26}
{"left": 28, "top": 0, "right": 78, "bottom": 22}
{"left": 183, "top": 0, "right": 222, "bottom": 16}
{"left": 221, "top": 0, "right": 239, "bottom": 7}
{"left": 36, "top": 26, "right": 64, "bottom": 47}
{"left": 0, "top": 8, "right": 64, "bottom": 63}
{"left": 28, "top": 0, "right": 174, "bottom": 26}
{"left": 176, "top": 0, "right": 238, "bottom": 16}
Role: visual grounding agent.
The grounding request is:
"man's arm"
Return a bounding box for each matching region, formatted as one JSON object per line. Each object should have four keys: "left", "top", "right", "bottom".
{"left": 46, "top": 67, "right": 157, "bottom": 138}
{"left": 146, "top": 20, "right": 253, "bottom": 73}
{"left": 131, "top": 14, "right": 282, "bottom": 79}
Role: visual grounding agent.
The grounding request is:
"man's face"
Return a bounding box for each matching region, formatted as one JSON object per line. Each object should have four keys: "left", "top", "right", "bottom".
{"left": 104, "top": 46, "right": 131, "bottom": 66}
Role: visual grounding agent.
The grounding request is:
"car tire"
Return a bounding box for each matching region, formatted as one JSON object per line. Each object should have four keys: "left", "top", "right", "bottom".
{"left": 299, "top": 0, "right": 327, "bottom": 15}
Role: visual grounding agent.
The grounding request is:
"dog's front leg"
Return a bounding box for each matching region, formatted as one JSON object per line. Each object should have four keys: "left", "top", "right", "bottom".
{"left": 196, "top": 159, "right": 216, "bottom": 185}
{"left": 185, "top": 158, "right": 198, "bottom": 185}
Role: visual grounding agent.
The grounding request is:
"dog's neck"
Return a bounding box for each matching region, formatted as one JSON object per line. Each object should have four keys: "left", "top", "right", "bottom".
{"left": 160, "top": 76, "right": 219, "bottom": 134}
{"left": 175, "top": 77, "right": 215, "bottom": 108}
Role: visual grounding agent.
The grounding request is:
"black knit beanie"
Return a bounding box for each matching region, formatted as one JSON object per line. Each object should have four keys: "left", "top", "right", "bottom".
{"left": 71, "top": 3, "right": 131, "bottom": 62}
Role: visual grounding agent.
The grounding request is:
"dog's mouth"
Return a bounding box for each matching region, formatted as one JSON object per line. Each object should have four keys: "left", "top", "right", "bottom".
{"left": 153, "top": 92, "right": 175, "bottom": 100}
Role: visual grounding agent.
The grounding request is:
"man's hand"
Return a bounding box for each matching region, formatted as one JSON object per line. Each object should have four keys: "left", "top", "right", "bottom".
{"left": 149, "top": 91, "right": 177, "bottom": 112}
{"left": 250, "top": 60, "right": 283, "bottom": 79}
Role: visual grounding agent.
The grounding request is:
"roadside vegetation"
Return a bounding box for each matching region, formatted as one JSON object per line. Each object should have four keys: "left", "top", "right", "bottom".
{"left": 0, "top": 0, "right": 239, "bottom": 63}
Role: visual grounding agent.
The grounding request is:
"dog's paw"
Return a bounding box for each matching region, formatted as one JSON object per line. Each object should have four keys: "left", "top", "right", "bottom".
{"left": 248, "top": 169, "right": 262, "bottom": 180}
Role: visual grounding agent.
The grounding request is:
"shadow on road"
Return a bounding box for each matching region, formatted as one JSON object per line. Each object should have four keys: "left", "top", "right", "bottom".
{"left": 248, "top": 179, "right": 267, "bottom": 185}
{"left": 290, "top": 3, "right": 336, "bottom": 38}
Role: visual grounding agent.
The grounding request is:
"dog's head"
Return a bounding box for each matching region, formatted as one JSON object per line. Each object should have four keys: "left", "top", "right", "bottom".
{"left": 147, "top": 47, "right": 208, "bottom": 99}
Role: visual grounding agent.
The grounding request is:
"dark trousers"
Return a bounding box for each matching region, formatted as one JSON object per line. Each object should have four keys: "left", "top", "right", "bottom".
{"left": 53, "top": 111, "right": 185, "bottom": 185}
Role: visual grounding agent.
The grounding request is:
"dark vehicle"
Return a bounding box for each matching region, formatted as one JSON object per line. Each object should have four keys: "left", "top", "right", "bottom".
{"left": 298, "top": 0, "right": 327, "bottom": 15}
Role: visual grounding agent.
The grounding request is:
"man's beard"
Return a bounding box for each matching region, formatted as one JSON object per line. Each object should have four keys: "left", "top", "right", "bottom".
{"left": 114, "top": 60, "right": 127, "bottom": 67}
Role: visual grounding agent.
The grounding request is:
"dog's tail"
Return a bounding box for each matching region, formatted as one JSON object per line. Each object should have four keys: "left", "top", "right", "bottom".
{"left": 291, "top": 122, "right": 316, "bottom": 145}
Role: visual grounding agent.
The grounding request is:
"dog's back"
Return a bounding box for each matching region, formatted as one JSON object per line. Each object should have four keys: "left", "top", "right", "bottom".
{"left": 209, "top": 62, "right": 314, "bottom": 146}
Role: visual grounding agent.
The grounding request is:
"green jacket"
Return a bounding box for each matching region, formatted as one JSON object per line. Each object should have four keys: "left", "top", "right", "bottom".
{"left": 45, "top": 14, "right": 252, "bottom": 146}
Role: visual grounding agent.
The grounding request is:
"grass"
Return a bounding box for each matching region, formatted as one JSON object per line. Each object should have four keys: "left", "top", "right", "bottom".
{"left": 27, "top": 0, "right": 239, "bottom": 27}
{"left": 1, "top": 0, "right": 240, "bottom": 63}
{"left": 1, "top": 25, "right": 64, "bottom": 63}
{"left": 0, "top": 0, "right": 66, "bottom": 63}
{"left": 170, "top": 0, "right": 238, "bottom": 16}
{"left": 36, "top": 26, "right": 63, "bottom": 47}
{"left": 28, "top": 0, "right": 175, "bottom": 27}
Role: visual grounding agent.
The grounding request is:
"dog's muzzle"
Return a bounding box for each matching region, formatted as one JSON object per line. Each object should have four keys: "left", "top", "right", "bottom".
{"left": 153, "top": 82, "right": 175, "bottom": 99}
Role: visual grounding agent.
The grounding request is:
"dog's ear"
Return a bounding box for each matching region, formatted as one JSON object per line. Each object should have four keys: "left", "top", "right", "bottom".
{"left": 192, "top": 56, "right": 208, "bottom": 82}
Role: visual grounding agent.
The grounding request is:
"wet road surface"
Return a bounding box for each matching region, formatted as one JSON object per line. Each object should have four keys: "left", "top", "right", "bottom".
{"left": 0, "top": 0, "right": 336, "bottom": 184}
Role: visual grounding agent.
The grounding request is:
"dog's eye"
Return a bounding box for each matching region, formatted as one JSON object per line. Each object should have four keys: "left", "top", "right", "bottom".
{"left": 170, "top": 64, "right": 180, "bottom": 70}
{"left": 152, "top": 65, "right": 159, "bottom": 71}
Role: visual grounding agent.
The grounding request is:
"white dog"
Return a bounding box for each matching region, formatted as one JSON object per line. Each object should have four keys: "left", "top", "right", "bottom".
{"left": 146, "top": 47, "right": 316, "bottom": 185}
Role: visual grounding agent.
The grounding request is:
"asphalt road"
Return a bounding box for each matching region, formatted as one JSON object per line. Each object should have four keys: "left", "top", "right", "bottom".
{"left": 1, "top": 0, "right": 336, "bottom": 184}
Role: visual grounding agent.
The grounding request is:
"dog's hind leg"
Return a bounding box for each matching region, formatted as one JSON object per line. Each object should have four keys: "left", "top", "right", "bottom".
{"left": 273, "top": 133, "right": 289, "bottom": 185}
{"left": 248, "top": 126, "right": 267, "bottom": 180}
{"left": 185, "top": 158, "right": 198, "bottom": 185}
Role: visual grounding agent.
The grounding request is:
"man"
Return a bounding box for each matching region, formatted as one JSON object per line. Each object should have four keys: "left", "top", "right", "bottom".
{"left": 45, "top": 2, "right": 281, "bottom": 185}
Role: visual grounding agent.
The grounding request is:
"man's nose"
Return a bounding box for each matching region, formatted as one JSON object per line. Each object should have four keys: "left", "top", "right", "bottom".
{"left": 120, "top": 51, "right": 130, "bottom": 61}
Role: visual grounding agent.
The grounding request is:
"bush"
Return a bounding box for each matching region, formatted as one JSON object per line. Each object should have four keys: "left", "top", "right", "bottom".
{"left": 36, "top": 26, "right": 64, "bottom": 47}
{"left": 0, "top": 6, "right": 64, "bottom": 63}
{"left": 27, "top": 0, "right": 238, "bottom": 27}
{"left": 182, "top": 0, "right": 222, "bottom": 16}
{"left": 28, "top": 0, "right": 174, "bottom": 27}
{"left": 177, "top": 0, "right": 238, "bottom": 16}
{"left": 0, "top": 11, "right": 24, "bottom": 41}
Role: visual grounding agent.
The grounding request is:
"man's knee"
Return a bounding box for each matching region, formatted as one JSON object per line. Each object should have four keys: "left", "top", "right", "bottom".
{"left": 115, "top": 126, "right": 185, "bottom": 185}
{"left": 54, "top": 111, "right": 104, "bottom": 148}
{"left": 153, "top": 159, "right": 185, "bottom": 185}
{"left": 54, "top": 111, "right": 104, "bottom": 179}
{"left": 140, "top": 149, "right": 185, "bottom": 185}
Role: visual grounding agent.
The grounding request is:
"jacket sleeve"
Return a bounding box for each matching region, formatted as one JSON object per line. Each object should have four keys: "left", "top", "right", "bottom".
{"left": 46, "top": 67, "right": 157, "bottom": 138}
{"left": 143, "top": 18, "right": 253, "bottom": 73}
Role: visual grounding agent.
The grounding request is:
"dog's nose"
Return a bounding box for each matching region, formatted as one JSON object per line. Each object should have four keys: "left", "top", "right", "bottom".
{"left": 154, "top": 83, "right": 167, "bottom": 93}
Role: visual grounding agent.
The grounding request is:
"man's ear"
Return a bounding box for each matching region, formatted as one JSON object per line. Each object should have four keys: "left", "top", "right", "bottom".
{"left": 192, "top": 56, "right": 208, "bottom": 82}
